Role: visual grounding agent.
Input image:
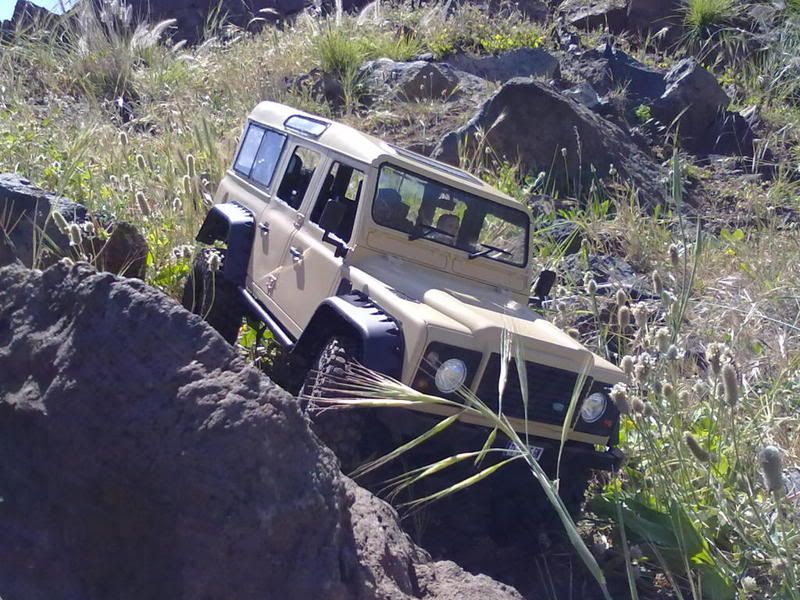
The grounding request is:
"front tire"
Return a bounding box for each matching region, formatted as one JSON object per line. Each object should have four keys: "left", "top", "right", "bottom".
{"left": 181, "top": 248, "right": 243, "bottom": 344}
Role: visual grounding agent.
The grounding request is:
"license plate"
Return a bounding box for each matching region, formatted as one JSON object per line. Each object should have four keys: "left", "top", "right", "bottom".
{"left": 506, "top": 442, "right": 543, "bottom": 461}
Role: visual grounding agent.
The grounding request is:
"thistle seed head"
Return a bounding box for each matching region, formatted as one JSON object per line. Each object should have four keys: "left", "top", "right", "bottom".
{"left": 684, "top": 433, "right": 710, "bottom": 463}
{"left": 643, "top": 403, "right": 656, "bottom": 418}
{"left": 666, "top": 344, "right": 681, "bottom": 361}
{"left": 81, "top": 221, "right": 96, "bottom": 238}
{"left": 655, "top": 327, "right": 670, "bottom": 353}
{"left": 52, "top": 211, "right": 69, "bottom": 234}
{"left": 610, "top": 383, "right": 631, "bottom": 415}
{"left": 567, "top": 328, "right": 580, "bottom": 340}
{"left": 722, "top": 363, "right": 739, "bottom": 407}
{"left": 632, "top": 303, "right": 648, "bottom": 328}
{"left": 662, "top": 382, "right": 674, "bottom": 398}
{"left": 678, "top": 390, "right": 690, "bottom": 404}
{"left": 207, "top": 250, "right": 222, "bottom": 272}
{"left": 67, "top": 223, "right": 82, "bottom": 246}
{"left": 632, "top": 398, "right": 645, "bottom": 413}
{"left": 741, "top": 577, "right": 757, "bottom": 593}
{"left": 620, "top": 355, "right": 635, "bottom": 377}
{"left": 759, "top": 446, "right": 784, "bottom": 493}
{"left": 135, "top": 191, "right": 151, "bottom": 217}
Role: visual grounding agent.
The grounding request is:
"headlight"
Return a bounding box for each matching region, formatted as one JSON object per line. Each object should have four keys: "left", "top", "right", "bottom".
{"left": 434, "top": 358, "right": 468, "bottom": 393}
{"left": 581, "top": 392, "right": 607, "bottom": 423}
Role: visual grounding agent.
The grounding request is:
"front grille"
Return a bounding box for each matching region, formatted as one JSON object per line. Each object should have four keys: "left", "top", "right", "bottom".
{"left": 475, "top": 354, "right": 590, "bottom": 425}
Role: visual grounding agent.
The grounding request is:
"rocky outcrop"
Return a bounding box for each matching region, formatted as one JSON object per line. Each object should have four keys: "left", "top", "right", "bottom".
{"left": 361, "top": 59, "right": 488, "bottom": 103}
{"left": 0, "top": 0, "right": 55, "bottom": 36}
{"left": 0, "top": 261, "right": 522, "bottom": 600}
{"left": 0, "top": 173, "right": 148, "bottom": 278}
{"left": 446, "top": 48, "right": 560, "bottom": 82}
{"left": 434, "top": 78, "right": 667, "bottom": 207}
{"left": 627, "top": 0, "right": 683, "bottom": 35}
{"left": 559, "top": 0, "right": 628, "bottom": 33}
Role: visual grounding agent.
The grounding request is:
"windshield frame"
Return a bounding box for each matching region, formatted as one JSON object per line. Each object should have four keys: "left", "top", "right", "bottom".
{"left": 371, "top": 162, "right": 530, "bottom": 268}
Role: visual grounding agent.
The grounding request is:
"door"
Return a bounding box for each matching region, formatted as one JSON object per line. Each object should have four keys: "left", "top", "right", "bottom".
{"left": 273, "top": 160, "right": 367, "bottom": 331}
{"left": 252, "top": 143, "right": 325, "bottom": 334}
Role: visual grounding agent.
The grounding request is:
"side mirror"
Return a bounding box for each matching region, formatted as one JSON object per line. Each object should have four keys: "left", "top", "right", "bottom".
{"left": 319, "top": 198, "right": 349, "bottom": 259}
{"left": 530, "top": 269, "right": 556, "bottom": 307}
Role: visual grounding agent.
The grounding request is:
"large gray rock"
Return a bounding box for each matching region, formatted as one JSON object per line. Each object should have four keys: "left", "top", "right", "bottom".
{"left": 559, "top": 0, "right": 628, "bottom": 32}
{"left": 0, "top": 173, "right": 148, "bottom": 278}
{"left": 433, "top": 78, "right": 666, "bottom": 207}
{"left": 651, "top": 58, "right": 732, "bottom": 153}
{"left": 0, "top": 261, "right": 522, "bottom": 600}
{"left": 446, "top": 48, "right": 560, "bottom": 82}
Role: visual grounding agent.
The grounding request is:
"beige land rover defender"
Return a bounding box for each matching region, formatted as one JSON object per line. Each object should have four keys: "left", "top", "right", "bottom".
{"left": 183, "top": 101, "right": 624, "bottom": 509}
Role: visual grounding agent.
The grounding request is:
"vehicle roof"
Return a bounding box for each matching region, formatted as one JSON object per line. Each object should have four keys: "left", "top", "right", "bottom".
{"left": 248, "top": 101, "right": 526, "bottom": 212}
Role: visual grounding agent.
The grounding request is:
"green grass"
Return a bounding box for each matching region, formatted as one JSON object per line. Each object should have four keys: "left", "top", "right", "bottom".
{"left": 684, "top": 0, "right": 736, "bottom": 34}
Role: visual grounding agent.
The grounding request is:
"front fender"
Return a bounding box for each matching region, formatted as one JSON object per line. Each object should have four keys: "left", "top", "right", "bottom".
{"left": 295, "top": 292, "right": 404, "bottom": 380}
{"left": 196, "top": 202, "right": 254, "bottom": 286}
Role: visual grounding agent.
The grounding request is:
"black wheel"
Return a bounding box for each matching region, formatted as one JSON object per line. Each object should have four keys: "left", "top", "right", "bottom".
{"left": 300, "top": 336, "right": 393, "bottom": 473}
{"left": 181, "top": 248, "right": 243, "bottom": 344}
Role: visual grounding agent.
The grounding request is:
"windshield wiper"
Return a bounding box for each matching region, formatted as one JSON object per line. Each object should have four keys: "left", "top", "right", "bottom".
{"left": 408, "top": 224, "right": 455, "bottom": 242}
{"left": 468, "top": 242, "right": 513, "bottom": 260}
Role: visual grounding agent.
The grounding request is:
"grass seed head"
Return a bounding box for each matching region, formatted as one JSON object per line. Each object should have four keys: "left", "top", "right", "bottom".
{"left": 722, "top": 363, "right": 739, "bottom": 407}
{"left": 618, "top": 305, "right": 631, "bottom": 329}
{"left": 186, "top": 154, "right": 196, "bottom": 178}
{"left": 669, "top": 243, "right": 680, "bottom": 268}
{"left": 119, "top": 131, "right": 129, "bottom": 146}
{"left": 52, "top": 211, "right": 69, "bottom": 234}
{"left": 172, "top": 197, "right": 182, "bottom": 211}
{"left": 741, "top": 576, "right": 758, "bottom": 593}
{"left": 82, "top": 221, "right": 96, "bottom": 238}
{"left": 632, "top": 302, "right": 648, "bottom": 328}
{"left": 615, "top": 287, "right": 627, "bottom": 307}
{"left": 183, "top": 174, "right": 192, "bottom": 197}
{"left": 758, "top": 446, "right": 785, "bottom": 493}
{"left": 685, "top": 432, "right": 711, "bottom": 463}
{"left": 705, "top": 342, "right": 725, "bottom": 375}
{"left": 652, "top": 270, "right": 664, "bottom": 295}
{"left": 135, "top": 191, "right": 151, "bottom": 216}
{"left": 136, "top": 153, "right": 146, "bottom": 171}
{"left": 584, "top": 272, "right": 597, "bottom": 295}
{"left": 67, "top": 223, "right": 82, "bottom": 246}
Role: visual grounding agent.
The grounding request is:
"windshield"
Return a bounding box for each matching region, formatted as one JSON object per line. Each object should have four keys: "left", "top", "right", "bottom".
{"left": 372, "top": 165, "right": 529, "bottom": 266}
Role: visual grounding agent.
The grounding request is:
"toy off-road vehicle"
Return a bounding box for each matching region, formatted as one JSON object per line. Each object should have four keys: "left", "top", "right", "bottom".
{"left": 183, "top": 101, "right": 624, "bottom": 511}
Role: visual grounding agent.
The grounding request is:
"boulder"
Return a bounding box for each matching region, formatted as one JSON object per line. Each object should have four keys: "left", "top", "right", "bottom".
{"left": 0, "top": 173, "right": 148, "bottom": 278}
{"left": 488, "top": 0, "right": 550, "bottom": 21}
{"left": 361, "top": 59, "right": 487, "bottom": 102}
{"left": 0, "top": 261, "right": 522, "bottom": 600}
{"left": 433, "top": 79, "right": 666, "bottom": 207}
{"left": 563, "top": 82, "right": 611, "bottom": 113}
{"left": 651, "top": 58, "right": 732, "bottom": 153}
{"left": 627, "top": 0, "right": 683, "bottom": 34}
{"left": 446, "top": 48, "right": 560, "bottom": 82}
{"left": 559, "top": 0, "right": 628, "bottom": 33}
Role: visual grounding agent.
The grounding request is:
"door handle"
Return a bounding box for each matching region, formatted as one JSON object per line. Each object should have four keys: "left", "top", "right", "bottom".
{"left": 289, "top": 246, "right": 303, "bottom": 262}
{"left": 258, "top": 222, "right": 270, "bottom": 235}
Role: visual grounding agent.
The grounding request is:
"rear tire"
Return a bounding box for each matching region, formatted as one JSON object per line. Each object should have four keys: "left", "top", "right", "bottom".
{"left": 181, "top": 248, "right": 243, "bottom": 344}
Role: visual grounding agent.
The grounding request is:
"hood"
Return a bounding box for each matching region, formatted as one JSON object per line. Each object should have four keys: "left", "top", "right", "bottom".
{"left": 352, "top": 255, "right": 623, "bottom": 383}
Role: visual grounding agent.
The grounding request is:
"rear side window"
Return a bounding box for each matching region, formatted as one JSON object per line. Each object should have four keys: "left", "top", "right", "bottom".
{"left": 233, "top": 123, "right": 286, "bottom": 186}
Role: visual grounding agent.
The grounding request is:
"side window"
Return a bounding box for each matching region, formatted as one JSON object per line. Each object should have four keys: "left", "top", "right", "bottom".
{"left": 233, "top": 124, "right": 265, "bottom": 177}
{"left": 276, "top": 146, "right": 322, "bottom": 210}
{"left": 310, "top": 162, "right": 365, "bottom": 243}
{"left": 251, "top": 130, "right": 286, "bottom": 186}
